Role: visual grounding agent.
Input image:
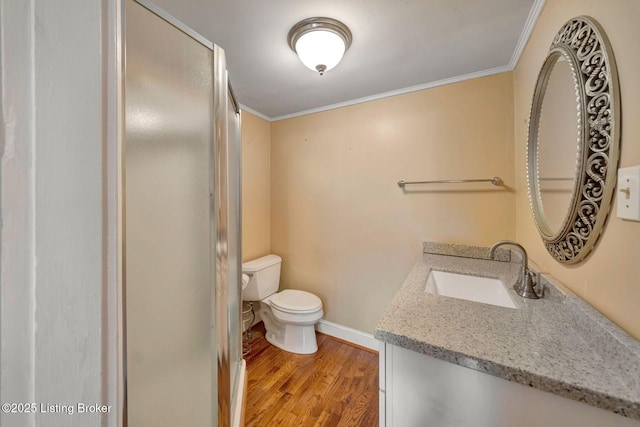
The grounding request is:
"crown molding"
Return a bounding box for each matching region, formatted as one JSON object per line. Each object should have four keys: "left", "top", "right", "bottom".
{"left": 509, "top": 0, "right": 546, "bottom": 69}
{"left": 239, "top": 104, "right": 272, "bottom": 122}
{"left": 271, "top": 65, "right": 512, "bottom": 121}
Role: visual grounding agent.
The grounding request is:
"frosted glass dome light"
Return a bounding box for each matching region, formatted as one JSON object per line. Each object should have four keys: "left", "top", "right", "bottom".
{"left": 295, "top": 31, "right": 345, "bottom": 74}
{"left": 288, "top": 17, "right": 352, "bottom": 76}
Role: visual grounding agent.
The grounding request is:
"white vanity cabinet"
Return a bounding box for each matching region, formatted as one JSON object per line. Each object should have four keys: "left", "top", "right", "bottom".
{"left": 378, "top": 342, "right": 640, "bottom": 427}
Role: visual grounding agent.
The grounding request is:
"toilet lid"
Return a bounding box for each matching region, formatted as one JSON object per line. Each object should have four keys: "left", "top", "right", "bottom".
{"left": 270, "top": 289, "right": 322, "bottom": 313}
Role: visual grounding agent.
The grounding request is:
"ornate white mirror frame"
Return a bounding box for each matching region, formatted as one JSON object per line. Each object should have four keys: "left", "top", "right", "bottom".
{"left": 527, "top": 16, "right": 620, "bottom": 264}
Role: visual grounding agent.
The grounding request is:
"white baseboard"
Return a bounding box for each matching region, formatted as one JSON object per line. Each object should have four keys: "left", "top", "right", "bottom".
{"left": 315, "top": 319, "right": 379, "bottom": 352}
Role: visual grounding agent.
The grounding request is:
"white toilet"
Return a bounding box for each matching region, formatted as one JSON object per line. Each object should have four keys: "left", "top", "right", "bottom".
{"left": 242, "top": 254, "right": 323, "bottom": 354}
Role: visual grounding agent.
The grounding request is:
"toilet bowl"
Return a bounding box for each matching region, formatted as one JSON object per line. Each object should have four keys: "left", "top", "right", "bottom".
{"left": 242, "top": 255, "right": 323, "bottom": 354}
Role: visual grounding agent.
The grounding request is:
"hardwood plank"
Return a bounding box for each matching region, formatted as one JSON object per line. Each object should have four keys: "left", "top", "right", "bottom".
{"left": 245, "top": 323, "right": 379, "bottom": 426}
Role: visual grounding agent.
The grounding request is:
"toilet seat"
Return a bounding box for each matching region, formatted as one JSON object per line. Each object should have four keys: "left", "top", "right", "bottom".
{"left": 269, "top": 289, "right": 322, "bottom": 314}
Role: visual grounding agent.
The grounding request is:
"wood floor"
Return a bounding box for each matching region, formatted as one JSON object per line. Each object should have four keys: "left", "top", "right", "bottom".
{"left": 244, "top": 323, "right": 379, "bottom": 427}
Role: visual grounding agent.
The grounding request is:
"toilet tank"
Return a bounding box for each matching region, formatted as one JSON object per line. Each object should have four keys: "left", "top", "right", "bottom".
{"left": 242, "top": 254, "right": 282, "bottom": 301}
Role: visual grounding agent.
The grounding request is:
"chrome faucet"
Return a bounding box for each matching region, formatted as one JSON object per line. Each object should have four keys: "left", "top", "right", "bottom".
{"left": 489, "top": 240, "right": 540, "bottom": 299}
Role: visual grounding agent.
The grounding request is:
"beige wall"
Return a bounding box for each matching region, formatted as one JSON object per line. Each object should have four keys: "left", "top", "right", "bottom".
{"left": 241, "top": 111, "right": 271, "bottom": 262}
{"left": 514, "top": 0, "right": 640, "bottom": 340}
{"left": 270, "top": 73, "right": 516, "bottom": 333}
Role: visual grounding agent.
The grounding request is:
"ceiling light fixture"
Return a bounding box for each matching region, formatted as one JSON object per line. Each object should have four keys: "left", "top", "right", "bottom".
{"left": 287, "top": 17, "right": 352, "bottom": 76}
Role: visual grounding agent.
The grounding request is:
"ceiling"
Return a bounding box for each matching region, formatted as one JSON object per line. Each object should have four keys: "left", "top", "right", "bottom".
{"left": 149, "top": 0, "right": 543, "bottom": 120}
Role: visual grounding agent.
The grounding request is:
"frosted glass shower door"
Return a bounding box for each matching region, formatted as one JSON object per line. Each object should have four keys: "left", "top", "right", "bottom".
{"left": 124, "top": 1, "right": 215, "bottom": 426}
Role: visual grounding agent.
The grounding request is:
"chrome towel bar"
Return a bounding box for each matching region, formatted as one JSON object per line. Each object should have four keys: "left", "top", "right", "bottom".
{"left": 397, "top": 177, "right": 503, "bottom": 188}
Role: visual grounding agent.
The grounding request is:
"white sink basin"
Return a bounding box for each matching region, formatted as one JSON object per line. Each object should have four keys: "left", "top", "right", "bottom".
{"left": 425, "top": 270, "right": 518, "bottom": 309}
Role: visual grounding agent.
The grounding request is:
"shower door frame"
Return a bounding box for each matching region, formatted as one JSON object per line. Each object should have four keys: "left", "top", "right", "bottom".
{"left": 115, "top": 1, "right": 243, "bottom": 425}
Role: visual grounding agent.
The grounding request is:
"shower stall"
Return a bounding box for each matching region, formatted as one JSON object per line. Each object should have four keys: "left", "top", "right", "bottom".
{"left": 122, "top": 1, "right": 244, "bottom": 426}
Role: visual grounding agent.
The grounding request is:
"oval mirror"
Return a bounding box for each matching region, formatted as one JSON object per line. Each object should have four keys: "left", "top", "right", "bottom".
{"left": 527, "top": 16, "right": 620, "bottom": 264}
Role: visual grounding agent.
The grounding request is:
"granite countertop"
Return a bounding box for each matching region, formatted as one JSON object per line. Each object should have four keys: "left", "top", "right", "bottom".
{"left": 374, "top": 243, "right": 640, "bottom": 420}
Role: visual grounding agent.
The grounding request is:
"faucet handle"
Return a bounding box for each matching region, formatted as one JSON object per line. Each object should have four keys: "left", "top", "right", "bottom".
{"left": 533, "top": 271, "right": 546, "bottom": 298}
{"left": 514, "top": 270, "right": 540, "bottom": 299}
